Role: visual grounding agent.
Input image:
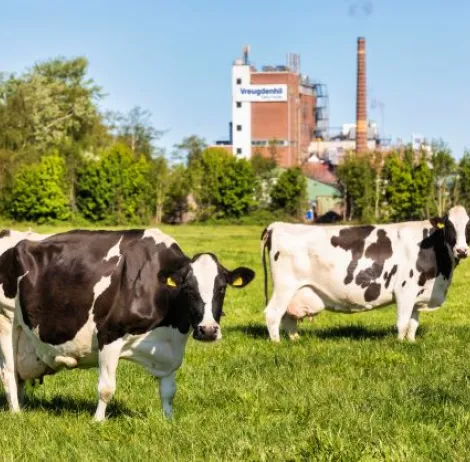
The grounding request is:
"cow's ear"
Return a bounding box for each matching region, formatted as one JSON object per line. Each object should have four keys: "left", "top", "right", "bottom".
{"left": 227, "top": 267, "right": 255, "bottom": 288}
{"left": 158, "top": 270, "right": 182, "bottom": 289}
{"left": 430, "top": 216, "right": 446, "bottom": 230}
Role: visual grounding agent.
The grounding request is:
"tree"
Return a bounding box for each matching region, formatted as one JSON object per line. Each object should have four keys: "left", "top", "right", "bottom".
{"left": 113, "top": 106, "right": 165, "bottom": 158}
{"left": 458, "top": 151, "right": 470, "bottom": 209}
{"left": 6, "top": 153, "right": 71, "bottom": 222}
{"left": 150, "top": 155, "right": 169, "bottom": 223}
{"left": 0, "top": 57, "right": 102, "bottom": 152}
{"left": 431, "top": 141, "right": 456, "bottom": 216}
{"left": 251, "top": 153, "right": 277, "bottom": 208}
{"left": 76, "top": 143, "right": 153, "bottom": 224}
{"left": 173, "top": 135, "right": 207, "bottom": 167}
{"left": 336, "top": 152, "right": 375, "bottom": 222}
{"left": 216, "top": 157, "right": 256, "bottom": 217}
{"left": 163, "top": 165, "right": 191, "bottom": 223}
{"left": 270, "top": 168, "right": 307, "bottom": 218}
{"left": 381, "top": 151, "right": 414, "bottom": 221}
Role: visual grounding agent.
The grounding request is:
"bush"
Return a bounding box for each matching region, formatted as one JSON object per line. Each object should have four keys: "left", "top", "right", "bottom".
{"left": 270, "top": 167, "right": 307, "bottom": 218}
{"left": 76, "top": 143, "right": 153, "bottom": 224}
{"left": 6, "top": 153, "right": 71, "bottom": 223}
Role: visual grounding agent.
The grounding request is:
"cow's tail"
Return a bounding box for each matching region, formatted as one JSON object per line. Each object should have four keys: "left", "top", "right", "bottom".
{"left": 261, "top": 226, "right": 273, "bottom": 307}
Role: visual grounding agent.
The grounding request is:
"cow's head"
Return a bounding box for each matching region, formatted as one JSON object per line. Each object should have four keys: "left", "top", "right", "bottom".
{"left": 160, "top": 253, "right": 255, "bottom": 341}
{"left": 431, "top": 205, "right": 470, "bottom": 259}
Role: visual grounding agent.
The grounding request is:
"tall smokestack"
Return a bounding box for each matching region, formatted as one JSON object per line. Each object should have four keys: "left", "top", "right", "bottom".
{"left": 356, "top": 37, "right": 367, "bottom": 154}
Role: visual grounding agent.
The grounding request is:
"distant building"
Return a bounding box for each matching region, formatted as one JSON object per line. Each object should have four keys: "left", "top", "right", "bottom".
{"left": 214, "top": 46, "right": 328, "bottom": 168}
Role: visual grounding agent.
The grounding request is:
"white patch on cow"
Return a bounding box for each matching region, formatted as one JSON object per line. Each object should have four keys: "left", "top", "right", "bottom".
{"left": 104, "top": 236, "right": 122, "bottom": 263}
{"left": 121, "top": 326, "right": 189, "bottom": 377}
{"left": 142, "top": 228, "right": 176, "bottom": 248}
{"left": 191, "top": 255, "right": 218, "bottom": 328}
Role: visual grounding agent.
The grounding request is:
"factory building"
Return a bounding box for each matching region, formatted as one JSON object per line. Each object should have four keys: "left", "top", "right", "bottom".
{"left": 215, "top": 47, "right": 328, "bottom": 168}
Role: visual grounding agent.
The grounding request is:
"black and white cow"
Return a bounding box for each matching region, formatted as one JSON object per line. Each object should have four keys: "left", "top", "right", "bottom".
{"left": 261, "top": 206, "right": 469, "bottom": 342}
{"left": 0, "top": 229, "right": 50, "bottom": 411}
{"left": 0, "top": 228, "right": 255, "bottom": 420}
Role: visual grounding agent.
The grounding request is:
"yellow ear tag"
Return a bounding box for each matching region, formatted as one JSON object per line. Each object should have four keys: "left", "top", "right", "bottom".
{"left": 437, "top": 222, "right": 445, "bottom": 229}
{"left": 166, "top": 277, "right": 177, "bottom": 287}
{"left": 232, "top": 277, "right": 243, "bottom": 287}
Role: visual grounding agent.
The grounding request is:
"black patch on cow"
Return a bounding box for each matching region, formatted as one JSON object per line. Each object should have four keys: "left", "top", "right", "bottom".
{"left": 418, "top": 289, "right": 425, "bottom": 296}
{"left": 261, "top": 227, "right": 273, "bottom": 253}
{"left": 274, "top": 251, "right": 280, "bottom": 261}
{"left": 402, "top": 281, "right": 406, "bottom": 287}
{"left": 409, "top": 269, "right": 413, "bottom": 278}
{"left": 16, "top": 230, "right": 146, "bottom": 345}
{"left": 384, "top": 264, "right": 398, "bottom": 289}
{"left": 0, "top": 246, "right": 23, "bottom": 298}
{"left": 0, "top": 229, "right": 11, "bottom": 238}
{"left": 416, "top": 226, "right": 453, "bottom": 287}
{"left": 330, "top": 225, "right": 375, "bottom": 285}
{"left": 364, "top": 283, "right": 381, "bottom": 302}
{"left": 354, "top": 229, "right": 393, "bottom": 302}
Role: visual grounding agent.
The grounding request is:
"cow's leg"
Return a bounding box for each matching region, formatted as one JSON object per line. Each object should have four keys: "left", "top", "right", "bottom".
{"left": 0, "top": 314, "right": 21, "bottom": 412}
{"left": 94, "top": 339, "right": 123, "bottom": 422}
{"left": 265, "top": 288, "right": 297, "bottom": 342}
{"left": 395, "top": 291, "right": 415, "bottom": 341}
{"left": 281, "top": 314, "right": 299, "bottom": 340}
{"left": 159, "top": 371, "right": 176, "bottom": 420}
{"left": 406, "top": 307, "right": 420, "bottom": 342}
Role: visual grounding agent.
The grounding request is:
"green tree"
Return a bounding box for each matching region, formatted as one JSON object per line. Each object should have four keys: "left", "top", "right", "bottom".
{"left": 251, "top": 152, "right": 277, "bottom": 208}
{"left": 113, "top": 106, "right": 165, "bottom": 158}
{"left": 173, "top": 135, "right": 207, "bottom": 167}
{"left": 431, "top": 142, "right": 456, "bottom": 216}
{"left": 412, "top": 152, "right": 433, "bottom": 219}
{"left": 0, "top": 57, "right": 102, "bottom": 152}
{"left": 336, "top": 152, "right": 375, "bottom": 222}
{"left": 458, "top": 151, "right": 470, "bottom": 209}
{"left": 381, "top": 151, "right": 414, "bottom": 221}
{"left": 270, "top": 167, "right": 307, "bottom": 218}
{"left": 163, "top": 165, "right": 191, "bottom": 223}
{"left": 76, "top": 143, "right": 153, "bottom": 224}
{"left": 216, "top": 157, "right": 256, "bottom": 218}
{"left": 6, "top": 153, "right": 70, "bottom": 222}
{"left": 191, "top": 147, "right": 256, "bottom": 219}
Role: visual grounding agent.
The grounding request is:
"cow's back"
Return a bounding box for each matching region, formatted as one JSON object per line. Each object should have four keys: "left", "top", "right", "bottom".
{"left": 265, "top": 220, "right": 431, "bottom": 311}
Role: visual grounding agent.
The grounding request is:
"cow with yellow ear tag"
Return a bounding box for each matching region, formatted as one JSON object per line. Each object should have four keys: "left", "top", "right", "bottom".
{"left": 160, "top": 252, "right": 254, "bottom": 341}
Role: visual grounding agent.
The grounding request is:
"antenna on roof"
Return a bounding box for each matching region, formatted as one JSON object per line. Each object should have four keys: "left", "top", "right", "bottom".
{"left": 243, "top": 45, "right": 250, "bottom": 65}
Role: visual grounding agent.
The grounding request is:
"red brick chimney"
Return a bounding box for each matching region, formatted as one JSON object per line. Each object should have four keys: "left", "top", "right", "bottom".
{"left": 356, "top": 37, "right": 367, "bottom": 154}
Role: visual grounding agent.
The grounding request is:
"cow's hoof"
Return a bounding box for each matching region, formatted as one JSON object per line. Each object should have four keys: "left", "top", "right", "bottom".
{"left": 289, "top": 333, "right": 300, "bottom": 341}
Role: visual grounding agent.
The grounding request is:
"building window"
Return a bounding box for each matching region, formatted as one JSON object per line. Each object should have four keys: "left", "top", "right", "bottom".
{"left": 236, "top": 148, "right": 242, "bottom": 155}
{"left": 236, "top": 125, "right": 242, "bottom": 131}
{"left": 236, "top": 102, "right": 242, "bottom": 108}
{"left": 236, "top": 78, "right": 242, "bottom": 84}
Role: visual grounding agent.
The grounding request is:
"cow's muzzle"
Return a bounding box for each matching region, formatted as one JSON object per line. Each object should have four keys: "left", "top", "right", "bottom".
{"left": 193, "top": 324, "right": 219, "bottom": 341}
{"left": 455, "top": 247, "right": 469, "bottom": 259}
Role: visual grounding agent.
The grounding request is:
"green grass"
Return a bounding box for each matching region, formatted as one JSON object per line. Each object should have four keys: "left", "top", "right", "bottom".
{"left": 1, "top": 224, "right": 470, "bottom": 461}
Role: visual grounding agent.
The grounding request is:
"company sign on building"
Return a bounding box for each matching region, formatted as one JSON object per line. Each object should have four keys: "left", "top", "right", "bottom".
{"left": 235, "top": 84, "right": 287, "bottom": 102}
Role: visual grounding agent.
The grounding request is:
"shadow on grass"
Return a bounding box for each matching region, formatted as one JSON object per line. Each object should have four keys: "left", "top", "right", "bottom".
{"left": 227, "top": 322, "right": 423, "bottom": 341}
{"left": 0, "top": 393, "right": 138, "bottom": 419}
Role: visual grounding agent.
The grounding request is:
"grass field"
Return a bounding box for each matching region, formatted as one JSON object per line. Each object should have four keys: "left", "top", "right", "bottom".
{"left": 1, "top": 224, "right": 470, "bottom": 461}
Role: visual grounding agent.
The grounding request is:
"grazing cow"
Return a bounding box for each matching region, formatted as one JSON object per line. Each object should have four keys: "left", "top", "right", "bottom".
{"left": 0, "top": 228, "right": 255, "bottom": 420}
{"left": 0, "top": 229, "right": 50, "bottom": 411}
{"left": 261, "top": 206, "right": 469, "bottom": 342}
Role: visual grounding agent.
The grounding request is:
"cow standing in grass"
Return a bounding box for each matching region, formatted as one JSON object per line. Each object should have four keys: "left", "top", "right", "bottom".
{"left": 0, "top": 228, "right": 255, "bottom": 420}
{"left": 261, "top": 206, "right": 469, "bottom": 342}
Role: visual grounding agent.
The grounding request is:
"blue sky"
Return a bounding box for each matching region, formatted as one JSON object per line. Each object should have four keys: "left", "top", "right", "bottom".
{"left": 1, "top": 0, "right": 469, "bottom": 157}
